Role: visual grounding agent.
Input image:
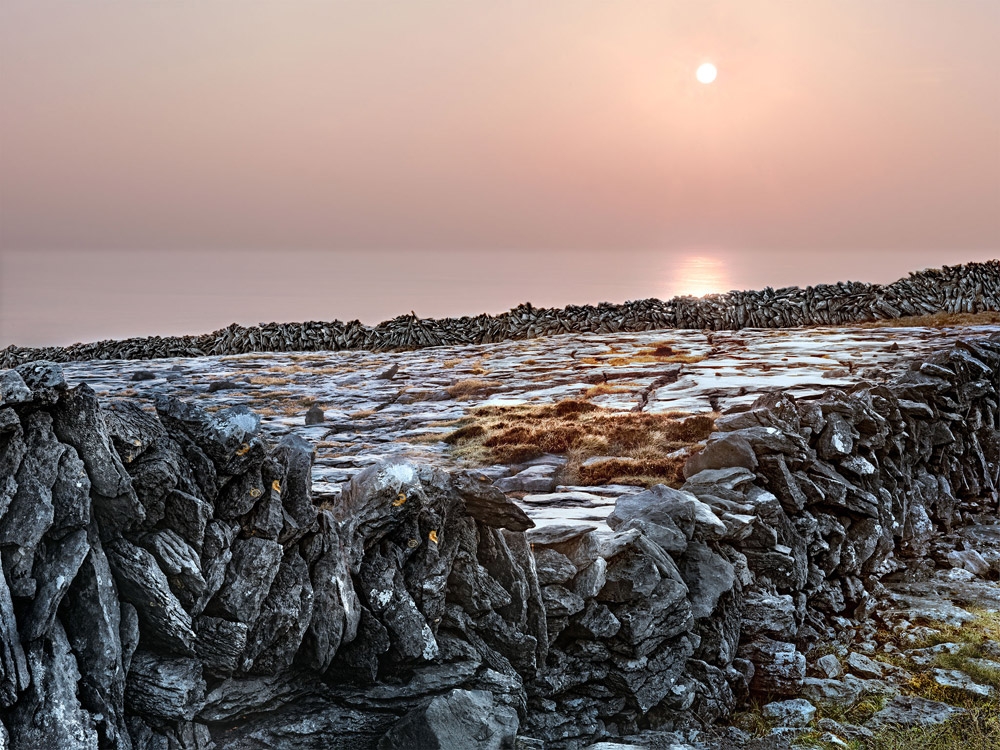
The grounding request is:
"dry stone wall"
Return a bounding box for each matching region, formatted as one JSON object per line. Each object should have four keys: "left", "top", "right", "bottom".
{"left": 2, "top": 261, "right": 998, "bottom": 367}
{"left": 1, "top": 332, "right": 999, "bottom": 748}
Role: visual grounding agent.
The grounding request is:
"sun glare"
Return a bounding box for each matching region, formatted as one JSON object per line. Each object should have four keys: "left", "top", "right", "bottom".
{"left": 696, "top": 63, "right": 717, "bottom": 84}
{"left": 669, "top": 256, "right": 730, "bottom": 298}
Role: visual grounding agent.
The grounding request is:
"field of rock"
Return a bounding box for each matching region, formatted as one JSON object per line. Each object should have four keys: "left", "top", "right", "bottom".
{"left": 2, "top": 319, "right": 1000, "bottom": 750}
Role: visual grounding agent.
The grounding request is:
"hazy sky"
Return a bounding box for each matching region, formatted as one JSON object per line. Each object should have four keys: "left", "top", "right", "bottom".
{"left": 1, "top": 2, "right": 998, "bottom": 346}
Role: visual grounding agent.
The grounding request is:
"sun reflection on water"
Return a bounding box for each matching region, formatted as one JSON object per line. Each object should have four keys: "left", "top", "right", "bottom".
{"left": 667, "top": 255, "right": 731, "bottom": 298}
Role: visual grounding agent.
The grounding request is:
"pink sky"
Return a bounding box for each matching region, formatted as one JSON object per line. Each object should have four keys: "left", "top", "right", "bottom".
{"left": 1, "top": 2, "right": 998, "bottom": 346}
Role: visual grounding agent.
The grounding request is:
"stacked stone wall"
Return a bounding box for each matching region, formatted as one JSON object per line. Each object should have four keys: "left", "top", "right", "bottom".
{"left": 3, "top": 261, "right": 998, "bottom": 367}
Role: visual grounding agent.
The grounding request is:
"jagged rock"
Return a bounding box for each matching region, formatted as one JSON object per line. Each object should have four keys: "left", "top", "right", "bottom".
{"left": 271, "top": 433, "right": 318, "bottom": 538}
{"left": 378, "top": 689, "right": 519, "bottom": 750}
{"left": 741, "top": 592, "right": 797, "bottom": 639}
{"left": 610, "top": 483, "right": 726, "bottom": 543}
{"left": 845, "top": 652, "right": 884, "bottom": 679}
{"left": 0, "top": 370, "right": 31, "bottom": 407}
{"left": 683, "top": 433, "right": 758, "bottom": 478}
{"left": 930, "top": 668, "right": 996, "bottom": 698}
{"left": 298, "top": 512, "right": 360, "bottom": 673}
{"left": 155, "top": 396, "right": 262, "bottom": 471}
{"left": 453, "top": 471, "right": 534, "bottom": 531}
{"left": 815, "top": 653, "right": 843, "bottom": 679}
{"left": 533, "top": 548, "right": 578, "bottom": 586}
{"left": 800, "top": 678, "right": 859, "bottom": 709}
{"left": 14, "top": 361, "right": 66, "bottom": 399}
{"left": 49, "top": 445, "right": 91, "bottom": 539}
{"left": 242, "top": 549, "right": 314, "bottom": 675}
{"left": 678, "top": 541, "right": 735, "bottom": 620}
{"left": 51, "top": 384, "right": 145, "bottom": 532}
{"left": 195, "top": 616, "right": 250, "bottom": 677}
{"left": 304, "top": 404, "right": 325, "bottom": 425}
{"left": 7, "top": 620, "right": 98, "bottom": 750}
{"left": 0, "top": 411, "right": 62, "bottom": 560}
{"left": 565, "top": 600, "right": 621, "bottom": 640}
{"left": 125, "top": 650, "right": 205, "bottom": 721}
{"left": 63, "top": 534, "right": 131, "bottom": 749}
{"left": 739, "top": 639, "right": 805, "bottom": 696}
{"left": 21, "top": 528, "right": 90, "bottom": 641}
{"left": 162, "top": 489, "right": 211, "bottom": 553}
{"left": 0, "top": 558, "right": 29, "bottom": 707}
{"left": 105, "top": 537, "right": 196, "bottom": 655}
{"left": 207, "top": 537, "right": 283, "bottom": 625}
{"left": 494, "top": 464, "right": 560, "bottom": 494}
{"left": 141, "top": 529, "right": 207, "bottom": 612}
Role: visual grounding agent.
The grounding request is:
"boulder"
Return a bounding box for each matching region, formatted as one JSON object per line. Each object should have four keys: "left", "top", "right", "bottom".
{"left": 377, "top": 689, "right": 518, "bottom": 750}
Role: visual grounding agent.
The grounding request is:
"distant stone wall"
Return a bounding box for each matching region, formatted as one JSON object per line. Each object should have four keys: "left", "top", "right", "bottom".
{"left": 1, "top": 334, "right": 999, "bottom": 748}
{"left": 2, "top": 261, "right": 998, "bottom": 367}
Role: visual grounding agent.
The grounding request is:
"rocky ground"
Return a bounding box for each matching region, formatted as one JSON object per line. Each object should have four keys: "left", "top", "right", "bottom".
{"left": 43, "top": 322, "right": 1000, "bottom": 749}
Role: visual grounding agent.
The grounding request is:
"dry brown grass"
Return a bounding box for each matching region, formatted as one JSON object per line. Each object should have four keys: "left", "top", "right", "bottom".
{"left": 443, "top": 399, "right": 714, "bottom": 487}
{"left": 445, "top": 379, "right": 502, "bottom": 400}
{"left": 581, "top": 342, "right": 706, "bottom": 367}
{"left": 583, "top": 383, "right": 633, "bottom": 398}
{"left": 349, "top": 409, "right": 376, "bottom": 419}
{"left": 442, "top": 358, "right": 463, "bottom": 369}
{"left": 851, "top": 311, "right": 1000, "bottom": 329}
{"left": 248, "top": 375, "right": 288, "bottom": 386}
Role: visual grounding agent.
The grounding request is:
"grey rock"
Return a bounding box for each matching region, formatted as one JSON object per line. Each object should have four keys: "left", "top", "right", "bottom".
{"left": 0, "top": 370, "right": 31, "bottom": 407}
{"left": 125, "top": 650, "right": 205, "bottom": 721}
{"left": 7, "top": 620, "right": 98, "bottom": 750}
{"left": 0, "top": 411, "right": 62, "bottom": 555}
{"left": 298, "top": 512, "right": 360, "bottom": 673}
{"left": 195, "top": 616, "right": 250, "bottom": 677}
{"left": 683, "top": 433, "right": 758, "bottom": 478}
{"left": 930, "top": 668, "right": 996, "bottom": 698}
{"left": 679, "top": 541, "right": 735, "bottom": 620}
{"left": 533, "top": 548, "right": 578, "bottom": 586}
{"left": 739, "top": 639, "right": 806, "bottom": 696}
{"left": 304, "top": 404, "right": 326, "bottom": 425}
{"left": 377, "top": 689, "right": 518, "bottom": 750}
{"left": 207, "top": 536, "right": 284, "bottom": 625}
{"left": 48, "top": 445, "right": 91, "bottom": 539}
{"left": 762, "top": 698, "right": 816, "bottom": 727}
{"left": 22, "top": 529, "right": 90, "bottom": 641}
{"left": 242, "top": 549, "right": 314, "bottom": 675}
{"left": 454, "top": 470, "right": 534, "bottom": 531}
{"left": 162, "top": 489, "right": 211, "bottom": 553}
{"left": 52, "top": 384, "right": 145, "bottom": 532}
{"left": 106, "top": 537, "right": 196, "bottom": 654}
{"left": 845, "top": 652, "right": 884, "bottom": 679}
{"left": 541, "top": 585, "right": 585, "bottom": 618}
{"left": 565, "top": 600, "right": 621, "bottom": 640}
{"left": 494, "top": 464, "right": 559, "bottom": 494}
{"left": 142, "top": 529, "right": 207, "bottom": 612}
{"left": 14, "top": 360, "right": 66, "bottom": 396}
{"left": 800, "top": 677, "right": 859, "bottom": 709}
{"left": 816, "top": 653, "right": 843, "bottom": 679}
{"left": 0, "top": 554, "right": 29, "bottom": 707}
{"left": 271, "top": 433, "right": 318, "bottom": 538}
{"left": 571, "top": 557, "right": 608, "bottom": 600}
{"left": 741, "top": 591, "right": 797, "bottom": 639}
{"left": 64, "top": 534, "right": 131, "bottom": 749}
{"left": 869, "top": 694, "right": 966, "bottom": 728}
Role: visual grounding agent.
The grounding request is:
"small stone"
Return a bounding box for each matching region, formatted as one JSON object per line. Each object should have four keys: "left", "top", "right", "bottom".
{"left": 931, "top": 668, "right": 996, "bottom": 699}
{"left": 304, "top": 404, "right": 326, "bottom": 425}
{"left": 845, "top": 652, "right": 884, "bottom": 679}
{"left": 816, "top": 653, "right": 843, "bottom": 679}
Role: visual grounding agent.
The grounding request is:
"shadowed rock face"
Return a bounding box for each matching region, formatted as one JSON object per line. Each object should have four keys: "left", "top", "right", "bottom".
{"left": 0, "top": 330, "right": 999, "bottom": 749}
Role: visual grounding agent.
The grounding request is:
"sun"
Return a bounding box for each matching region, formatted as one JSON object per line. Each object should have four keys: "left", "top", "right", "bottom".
{"left": 696, "top": 63, "right": 717, "bottom": 84}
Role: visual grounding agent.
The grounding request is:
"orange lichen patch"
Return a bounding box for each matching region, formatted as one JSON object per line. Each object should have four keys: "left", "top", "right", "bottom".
{"left": 428, "top": 530, "right": 439, "bottom": 544}
{"left": 235, "top": 443, "right": 251, "bottom": 456}
{"left": 444, "top": 399, "right": 714, "bottom": 488}
{"left": 271, "top": 480, "right": 281, "bottom": 493}
{"left": 393, "top": 492, "right": 407, "bottom": 507}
